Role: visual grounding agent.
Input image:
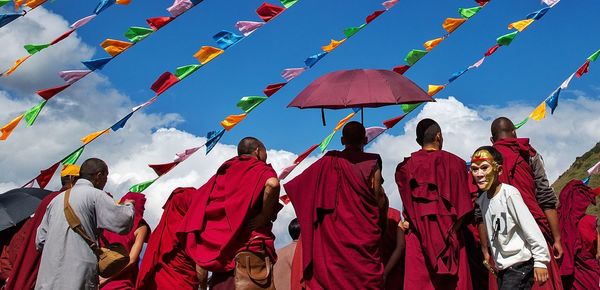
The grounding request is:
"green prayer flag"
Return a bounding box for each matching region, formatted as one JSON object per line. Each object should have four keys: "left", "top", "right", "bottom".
{"left": 62, "top": 147, "right": 85, "bottom": 165}
{"left": 237, "top": 96, "right": 268, "bottom": 113}
{"left": 124, "top": 26, "right": 154, "bottom": 43}
{"left": 175, "top": 64, "right": 201, "bottom": 80}
{"left": 23, "top": 100, "right": 47, "bottom": 127}
{"left": 401, "top": 103, "right": 422, "bottom": 114}
{"left": 0, "top": 0, "right": 10, "bottom": 8}
{"left": 496, "top": 31, "right": 519, "bottom": 46}
{"left": 24, "top": 43, "right": 51, "bottom": 55}
{"left": 279, "top": 0, "right": 298, "bottom": 8}
{"left": 319, "top": 131, "right": 336, "bottom": 152}
{"left": 129, "top": 179, "right": 156, "bottom": 193}
{"left": 588, "top": 49, "right": 600, "bottom": 62}
{"left": 459, "top": 6, "right": 482, "bottom": 19}
{"left": 343, "top": 24, "right": 366, "bottom": 38}
{"left": 514, "top": 117, "right": 529, "bottom": 129}
{"left": 404, "top": 49, "right": 428, "bottom": 66}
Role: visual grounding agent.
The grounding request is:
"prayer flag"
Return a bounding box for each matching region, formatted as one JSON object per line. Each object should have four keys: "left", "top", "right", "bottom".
{"left": 101, "top": 39, "right": 133, "bottom": 56}
{"left": 459, "top": 6, "right": 482, "bottom": 19}
{"left": 588, "top": 49, "right": 600, "bottom": 62}
{"left": 0, "top": 0, "right": 9, "bottom": 8}
{"left": 167, "top": 0, "right": 193, "bottom": 17}
{"left": 508, "top": 19, "right": 534, "bottom": 32}
{"left": 111, "top": 112, "right": 134, "bottom": 131}
{"left": 0, "top": 114, "right": 23, "bottom": 140}
{"left": 94, "top": 0, "right": 115, "bottom": 14}
{"left": 23, "top": 100, "right": 47, "bottom": 126}
{"left": 542, "top": 0, "right": 560, "bottom": 7}
{"left": 221, "top": 114, "right": 247, "bottom": 130}
{"left": 545, "top": 88, "right": 560, "bottom": 114}
{"left": 322, "top": 38, "right": 345, "bottom": 53}
{"left": 497, "top": 31, "right": 518, "bottom": 46}
{"left": 24, "top": 0, "right": 45, "bottom": 9}
{"left": 235, "top": 21, "right": 264, "bottom": 36}
{"left": 333, "top": 112, "right": 356, "bottom": 131}
{"left": 4, "top": 55, "right": 31, "bottom": 76}
{"left": 132, "top": 97, "right": 157, "bottom": 111}
{"left": 279, "top": 0, "right": 297, "bottom": 8}
{"left": 194, "top": 46, "right": 224, "bottom": 64}
{"left": 116, "top": 0, "right": 131, "bottom": 4}
{"left": 24, "top": 43, "right": 50, "bottom": 55}
{"left": 212, "top": 30, "right": 243, "bottom": 49}
{"left": 304, "top": 52, "right": 327, "bottom": 68}
{"left": 560, "top": 73, "right": 574, "bottom": 89}
{"left": 146, "top": 16, "right": 174, "bottom": 30}
{"left": 37, "top": 84, "right": 71, "bottom": 100}
{"left": 401, "top": 103, "right": 421, "bottom": 113}
{"left": 343, "top": 24, "right": 366, "bottom": 38}
{"left": 175, "top": 64, "right": 200, "bottom": 80}
{"left": 281, "top": 67, "right": 306, "bottom": 81}
{"left": 149, "top": 161, "right": 179, "bottom": 176}
{"left": 526, "top": 7, "right": 550, "bottom": 20}
{"left": 485, "top": 44, "right": 500, "bottom": 56}
{"left": 423, "top": 37, "right": 443, "bottom": 51}
{"left": 58, "top": 70, "right": 90, "bottom": 84}
{"left": 125, "top": 26, "right": 154, "bottom": 43}
{"left": 366, "top": 126, "right": 386, "bottom": 143}
{"left": 50, "top": 29, "right": 75, "bottom": 45}
{"left": 427, "top": 84, "right": 445, "bottom": 96}
{"left": 14, "top": 0, "right": 23, "bottom": 9}
{"left": 393, "top": 65, "right": 410, "bottom": 75}
{"left": 36, "top": 162, "right": 60, "bottom": 189}
{"left": 256, "top": 2, "right": 284, "bottom": 22}
{"left": 582, "top": 176, "right": 590, "bottom": 185}
{"left": 366, "top": 10, "right": 385, "bottom": 23}
{"left": 383, "top": 114, "right": 406, "bottom": 129}
{"left": 449, "top": 68, "right": 468, "bottom": 83}
{"left": 587, "top": 161, "right": 600, "bottom": 176}
{"left": 576, "top": 60, "right": 590, "bottom": 78}
{"left": 404, "top": 49, "right": 427, "bottom": 66}
{"left": 23, "top": 180, "right": 35, "bottom": 188}
{"left": 514, "top": 117, "right": 529, "bottom": 129}
{"left": 129, "top": 179, "right": 155, "bottom": 193}
{"left": 382, "top": 0, "right": 398, "bottom": 10}
{"left": 278, "top": 164, "right": 297, "bottom": 180}
{"left": 81, "top": 57, "right": 112, "bottom": 70}
{"left": 295, "top": 144, "right": 319, "bottom": 164}
{"left": 469, "top": 57, "right": 485, "bottom": 68}
{"left": 237, "top": 96, "right": 267, "bottom": 113}
{"left": 442, "top": 18, "right": 466, "bottom": 33}
{"left": 151, "top": 72, "right": 179, "bottom": 95}
{"left": 62, "top": 147, "right": 85, "bottom": 165}
{"left": 206, "top": 129, "right": 225, "bottom": 154}
{"left": 71, "top": 15, "right": 96, "bottom": 29}
{"left": 81, "top": 129, "right": 108, "bottom": 144}
{"left": 319, "top": 131, "right": 336, "bottom": 152}
{"left": 263, "top": 82, "right": 287, "bottom": 96}
{"left": 174, "top": 147, "right": 201, "bottom": 162}
{"left": 0, "top": 13, "right": 22, "bottom": 29}
{"left": 529, "top": 102, "right": 547, "bottom": 121}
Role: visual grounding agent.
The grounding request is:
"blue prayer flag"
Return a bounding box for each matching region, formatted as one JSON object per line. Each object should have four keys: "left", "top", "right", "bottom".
{"left": 212, "top": 30, "right": 244, "bottom": 49}
{"left": 81, "top": 57, "right": 112, "bottom": 70}
{"left": 111, "top": 112, "right": 134, "bottom": 131}
{"left": 544, "top": 88, "right": 560, "bottom": 114}
{"left": 304, "top": 52, "right": 327, "bottom": 68}
{"left": 206, "top": 129, "right": 225, "bottom": 154}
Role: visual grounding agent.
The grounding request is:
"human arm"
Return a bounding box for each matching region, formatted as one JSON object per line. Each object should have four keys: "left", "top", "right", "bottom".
{"left": 99, "top": 223, "right": 149, "bottom": 287}
{"left": 247, "top": 177, "right": 281, "bottom": 229}
{"left": 95, "top": 192, "right": 135, "bottom": 234}
{"left": 384, "top": 225, "right": 405, "bottom": 279}
{"left": 477, "top": 223, "right": 492, "bottom": 268}
{"left": 543, "top": 209, "right": 563, "bottom": 259}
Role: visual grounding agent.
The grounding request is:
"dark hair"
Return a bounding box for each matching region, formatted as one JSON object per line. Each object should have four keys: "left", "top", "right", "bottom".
{"left": 342, "top": 121, "right": 366, "bottom": 145}
{"left": 79, "top": 158, "right": 107, "bottom": 180}
{"left": 490, "top": 117, "right": 515, "bottom": 140}
{"left": 473, "top": 146, "right": 504, "bottom": 165}
{"left": 288, "top": 218, "right": 300, "bottom": 240}
{"left": 237, "top": 137, "right": 264, "bottom": 156}
{"left": 416, "top": 118, "right": 441, "bottom": 146}
{"left": 60, "top": 175, "right": 78, "bottom": 187}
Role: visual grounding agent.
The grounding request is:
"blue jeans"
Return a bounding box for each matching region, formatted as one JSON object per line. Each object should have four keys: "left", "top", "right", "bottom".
{"left": 497, "top": 259, "right": 534, "bottom": 290}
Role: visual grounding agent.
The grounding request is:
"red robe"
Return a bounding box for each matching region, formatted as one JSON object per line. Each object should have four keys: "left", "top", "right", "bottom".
{"left": 284, "top": 150, "right": 384, "bottom": 290}
{"left": 494, "top": 138, "right": 562, "bottom": 290}
{"left": 179, "top": 156, "right": 279, "bottom": 272}
{"left": 382, "top": 208, "right": 404, "bottom": 290}
{"left": 395, "top": 149, "right": 473, "bottom": 290}
{"left": 136, "top": 187, "right": 199, "bottom": 290}
{"left": 573, "top": 215, "right": 599, "bottom": 290}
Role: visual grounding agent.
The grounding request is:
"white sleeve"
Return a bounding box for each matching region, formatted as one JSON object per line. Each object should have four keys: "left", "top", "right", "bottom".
{"left": 506, "top": 190, "right": 550, "bottom": 268}
{"left": 95, "top": 192, "right": 135, "bottom": 234}
{"left": 35, "top": 204, "right": 51, "bottom": 250}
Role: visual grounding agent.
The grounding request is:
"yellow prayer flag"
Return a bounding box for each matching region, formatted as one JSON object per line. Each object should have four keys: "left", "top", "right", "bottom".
{"left": 427, "top": 85, "right": 445, "bottom": 97}
{"left": 529, "top": 102, "right": 547, "bottom": 121}
{"left": 4, "top": 55, "right": 31, "bottom": 76}
{"left": 507, "top": 19, "right": 534, "bottom": 32}
{"left": 442, "top": 18, "right": 467, "bottom": 33}
{"left": 194, "top": 46, "right": 224, "bottom": 65}
{"left": 334, "top": 112, "right": 356, "bottom": 131}
{"left": 25, "top": 0, "right": 45, "bottom": 8}
{"left": 116, "top": 0, "right": 131, "bottom": 4}
{"left": 81, "top": 129, "right": 108, "bottom": 144}
{"left": 221, "top": 113, "right": 247, "bottom": 130}
{"left": 61, "top": 164, "right": 80, "bottom": 177}
{"left": 322, "top": 39, "right": 346, "bottom": 53}
{"left": 100, "top": 39, "right": 133, "bottom": 57}
{"left": 423, "top": 37, "right": 444, "bottom": 51}
{"left": 0, "top": 114, "right": 24, "bottom": 141}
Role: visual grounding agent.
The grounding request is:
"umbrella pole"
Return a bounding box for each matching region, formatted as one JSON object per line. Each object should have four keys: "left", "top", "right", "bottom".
{"left": 361, "top": 107, "right": 364, "bottom": 124}
{"left": 321, "top": 108, "right": 326, "bottom": 126}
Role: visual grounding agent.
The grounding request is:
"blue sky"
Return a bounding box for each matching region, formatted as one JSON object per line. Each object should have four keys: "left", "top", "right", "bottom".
{"left": 7, "top": 0, "right": 600, "bottom": 153}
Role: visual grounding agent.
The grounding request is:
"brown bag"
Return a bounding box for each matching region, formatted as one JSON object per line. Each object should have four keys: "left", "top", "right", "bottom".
{"left": 234, "top": 250, "right": 275, "bottom": 290}
{"left": 63, "top": 189, "right": 130, "bottom": 277}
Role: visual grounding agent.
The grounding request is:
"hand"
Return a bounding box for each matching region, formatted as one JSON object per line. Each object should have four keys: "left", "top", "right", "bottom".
{"left": 534, "top": 267, "right": 548, "bottom": 284}
{"left": 99, "top": 276, "right": 108, "bottom": 286}
{"left": 399, "top": 221, "right": 410, "bottom": 231}
{"left": 552, "top": 240, "right": 563, "bottom": 259}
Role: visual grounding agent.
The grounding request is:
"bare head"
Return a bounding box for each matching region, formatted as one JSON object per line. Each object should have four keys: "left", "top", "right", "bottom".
{"left": 416, "top": 118, "right": 443, "bottom": 150}
{"left": 79, "top": 158, "right": 108, "bottom": 190}
{"left": 341, "top": 121, "right": 367, "bottom": 150}
{"left": 237, "top": 137, "right": 267, "bottom": 162}
{"left": 490, "top": 117, "right": 517, "bottom": 143}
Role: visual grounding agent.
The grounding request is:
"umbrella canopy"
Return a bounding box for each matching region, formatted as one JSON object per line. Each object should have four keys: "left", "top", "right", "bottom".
{"left": 288, "top": 69, "right": 432, "bottom": 109}
{"left": 0, "top": 187, "right": 53, "bottom": 232}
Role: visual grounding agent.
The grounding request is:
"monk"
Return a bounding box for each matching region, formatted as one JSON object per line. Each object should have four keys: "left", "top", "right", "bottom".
{"left": 179, "top": 137, "right": 281, "bottom": 289}
{"left": 486, "top": 117, "right": 563, "bottom": 289}
{"left": 136, "top": 187, "right": 200, "bottom": 290}
{"left": 395, "top": 118, "right": 473, "bottom": 290}
{"left": 382, "top": 208, "right": 406, "bottom": 290}
{"left": 274, "top": 218, "right": 300, "bottom": 290}
{"left": 284, "top": 121, "right": 387, "bottom": 289}
{"left": 573, "top": 214, "right": 600, "bottom": 289}
{"left": 3, "top": 165, "right": 79, "bottom": 290}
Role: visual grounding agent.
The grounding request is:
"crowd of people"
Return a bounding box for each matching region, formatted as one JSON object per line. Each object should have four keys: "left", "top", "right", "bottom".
{"left": 0, "top": 117, "right": 598, "bottom": 290}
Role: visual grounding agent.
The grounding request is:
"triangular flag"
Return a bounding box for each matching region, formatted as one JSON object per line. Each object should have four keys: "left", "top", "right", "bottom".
{"left": 70, "top": 15, "right": 96, "bottom": 29}
{"left": 469, "top": 57, "right": 485, "bottom": 68}
{"left": 588, "top": 49, "right": 600, "bottom": 62}
{"left": 50, "top": 29, "right": 76, "bottom": 45}
{"left": 24, "top": 0, "right": 45, "bottom": 8}
{"left": 333, "top": 112, "right": 356, "bottom": 131}
{"left": 582, "top": 176, "right": 591, "bottom": 185}
{"left": 174, "top": 147, "right": 201, "bottom": 162}
{"left": 81, "top": 129, "right": 108, "bottom": 144}
{"left": 319, "top": 131, "right": 336, "bottom": 152}
{"left": 36, "top": 162, "right": 60, "bottom": 189}
{"left": 101, "top": 39, "right": 133, "bottom": 57}
{"left": 81, "top": 57, "right": 112, "bottom": 70}
{"left": 129, "top": 179, "right": 156, "bottom": 193}
{"left": 485, "top": 44, "right": 500, "bottom": 56}
{"left": 237, "top": 96, "right": 268, "bottom": 113}
{"left": 545, "top": 88, "right": 560, "bottom": 114}
{"left": 24, "top": 43, "right": 50, "bottom": 55}
{"left": 576, "top": 60, "right": 590, "bottom": 78}
{"left": 294, "top": 144, "right": 319, "bottom": 164}
{"left": 0, "top": 0, "right": 10, "bottom": 8}
{"left": 212, "top": 30, "right": 244, "bottom": 49}
{"left": 221, "top": 113, "right": 247, "bottom": 130}
{"left": 343, "top": 24, "right": 366, "bottom": 38}
{"left": 58, "top": 70, "right": 90, "bottom": 84}
{"left": 560, "top": 73, "right": 575, "bottom": 89}
{"left": 459, "top": 6, "right": 482, "bottom": 19}
{"left": 304, "top": 52, "right": 327, "bottom": 68}
{"left": 542, "top": 0, "right": 560, "bottom": 7}
{"left": 235, "top": 21, "right": 264, "bottom": 36}
{"left": 62, "top": 147, "right": 85, "bottom": 165}
{"left": 427, "top": 84, "right": 445, "bottom": 96}
{"left": 206, "top": 129, "right": 225, "bottom": 154}
{"left": 404, "top": 49, "right": 427, "bottom": 66}
{"left": 392, "top": 65, "right": 410, "bottom": 75}
{"left": 149, "top": 161, "right": 179, "bottom": 176}
{"left": 366, "top": 10, "right": 385, "bottom": 23}
{"left": 508, "top": 19, "right": 534, "bottom": 32}
{"left": 278, "top": 165, "right": 297, "bottom": 180}
{"left": 174, "top": 64, "right": 200, "bottom": 80}
{"left": 124, "top": 26, "right": 154, "bottom": 43}
{"left": 37, "top": 84, "right": 71, "bottom": 100}
{"left": 14, "top": 0, "right": 24, "bottom": 10}
{"left": 111, "top": 111, "right": 134, "bottom": 131}
{"left": 401, "top": 103, "right": 421, "bottom": 113}
{"left": 514, "top": 117, "right": 529, "bottom": 129}
{"left": 382, "top": 0, "right": 399, "bottom": 10}
{"left": 526, "top": 7, "right": 550, "bottom": 20}
{"left": 146, "top": 16, "right": 174, "bottom": 30}
{"left": 94, "top": 0, "right": 115, "bottom": 14}
{"left": 116, "top": 0, "right": 131, "bottom": 4}
{"left": 151, "top": 72, "right": 179, "bottom": 95}
{"left": 4, "top": 55, "right": 31, "bottom": 76}
{"left": 383, "top": 114, "right": 407, "bottom": 129}
{"left": 442, "top": 18, "right": 466, "bottom": 33}
{"left": 497, "top": 31, "right": 519, "bottom": 46}
{"left": 366, "top": 126, "right": 386, "bottom": 143}
{"left": 256, "top": 2, "right": 284, "bottom": 22}
{"left": 0, "top": 13, "right": 22, "bottom": 29}
{"left": 423, "top": 37, "right": 443, "bottom": 51}
{"left": 23, "top": 100, "right": 47, "bottom": 126}
{"left": 281, "top": 67, "right": 306, "bottom": 81}
{"left": 587, "top": 161, "right": 600, "bottom": 176}
{"left": 0, "top": 114, "right": 23, "bottom": 140}
{"left": 449, "top": 68, "right": 468, "bottom": 83}
{"left": 132, "top": 97, "right": 157, "bottom": 112}
{"left": 322, "top": 38, "right": 346, "bottom": 53}
{"left": 23, "top": 179, "right": 35, "bottom": 188}
{"left": 194, "top": 46, "right": 224, "bottom": 64}
{"left": 279, "top": 0, "right": 298, "bottom": 8}
{"left": 263, "top": 82, "right": 287, "bottom": 96}
{"left": 167, "top": 0, "right": 193, "bottom": 17}
{"left": 529, "top": 102, "right": 547, "bottom": 121}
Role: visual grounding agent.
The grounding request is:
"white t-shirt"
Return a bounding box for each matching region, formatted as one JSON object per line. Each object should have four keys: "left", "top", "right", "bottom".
{"left": 476, "top": 183, "right": 550, "bottom": 270}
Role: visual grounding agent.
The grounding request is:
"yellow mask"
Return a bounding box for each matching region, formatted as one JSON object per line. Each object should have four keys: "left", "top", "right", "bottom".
{"left": 470, "top": 150, "right": 499, "bottom": 192}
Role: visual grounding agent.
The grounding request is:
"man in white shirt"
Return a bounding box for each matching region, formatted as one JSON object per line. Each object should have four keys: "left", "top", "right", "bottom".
{"left": 470, "top": 146, "right": 550, "bottom": 289}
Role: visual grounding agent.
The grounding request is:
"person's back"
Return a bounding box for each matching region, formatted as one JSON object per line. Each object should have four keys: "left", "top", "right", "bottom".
{"left": 573, "top": 215, "right": 599, "bottom": 290}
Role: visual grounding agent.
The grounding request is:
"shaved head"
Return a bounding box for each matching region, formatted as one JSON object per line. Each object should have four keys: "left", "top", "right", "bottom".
{"left": 491, "top": 117, "right": 516, "bottom": 142}
{"left": 341, "top": 121, "right": 367, "bottom": 147}
{"left": 237, "top": 137, "right": 264, "bottom": 156}
{"left": 79, "top": 158, "right": 107, "bottom": 180}
{"left": 416, "top": 118, "right": 442, "bottom": 147}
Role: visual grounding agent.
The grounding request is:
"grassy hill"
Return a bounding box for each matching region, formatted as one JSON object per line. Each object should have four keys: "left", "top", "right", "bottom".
{"left": 551, "top": 142, "right": 600, "bottom": 215}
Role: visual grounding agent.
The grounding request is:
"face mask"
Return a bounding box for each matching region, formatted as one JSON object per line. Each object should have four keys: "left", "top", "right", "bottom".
{"left": 471, "top": 150, "right": 499, "bottom": 192}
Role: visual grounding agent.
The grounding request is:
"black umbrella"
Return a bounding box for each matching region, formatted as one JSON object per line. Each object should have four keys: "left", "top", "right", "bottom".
{"left": 0, "top": 188, "right": 53, "bottom": 232}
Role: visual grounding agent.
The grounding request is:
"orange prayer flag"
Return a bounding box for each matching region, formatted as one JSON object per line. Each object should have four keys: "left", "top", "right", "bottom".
{"left": 507, "top": 19, "right": 534, "bottom": 32}
{"left": 220, "top": 113, "right": 247, "bottom": 130}
{"left": 322, "top": 38, "right": 346, "bottom": 53}
{"left": 100, "top": 39, "right": 133, "bottom": 57}
{"left": 116, "top": 0, "right": 131, "bottom": 4}
{"left": 81, "top": 129, "right": 108, "bottom": 144}
{"left": 333, "top": 112, "right": 356, "bottom": 131}
{"left": 529, "top": 102, "right": 547, "bottom": 121}
{"left": 427, "top": 84, "right": 445, "bottom": 96}
{"left": 194, "top": 46, "right": 224, "bottom": 65}
{"left": 4, "top": 55, "right": 31, "bottom": 76}
{"left": 25, "top": 0, "right": 45, "bottom": 8}
{"left": 14, "top": 0, "right": 23, "bottom": 10}
{"left": 423, "top": 37, "right": 443, "bottom": 51}
{"left": 0, "top": 114, "right": 24, "bottom": 141}
{"left": 442, "top": 18, "right": 466, "bottom": 33}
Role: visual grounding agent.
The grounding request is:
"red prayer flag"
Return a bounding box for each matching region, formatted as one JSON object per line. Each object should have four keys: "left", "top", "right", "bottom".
{"left": 151, "top": 72, "right": 179, "bottom": 95}
{"left": 37, "top": 84, "right": 71, "bottom": 100}
{"left": 263, "top": 82, "right": 287, "bottom": 97}
{"left": 294, "top": 144, "right": 319, "bottom": 164}
{"left": 366, "top": 10, "right": 385, "bottom": 23}
{"left": 383, "top": 114, "right": 407, "bottom": 129}
{"left": 148, "top": 161, "right": 179, "bottom": 176}
{"left": 146, "top": 16, "right": 174, "bottom": 30}
{"left": 392, "top": 65, "right": 410, "bottom": 75}
{"left": 50, "top": 29, "right": 76, "bottom": 45}
{"left": 280, "top": 194, "right": 290, "bottom": 204}
{"left": 576, "top": 60, "right": 590, "bottom": 78}
{"left": 475, "top": 0, "right": 490, "bottom": 6}
{"left": 256, "top": 2, "right": 284, "bottom": 22}
{"left": 36, "top": 162, "right": 60, "bottom": 189}
{"left": 484, "top": 44, "right": 500, "bottom": 56}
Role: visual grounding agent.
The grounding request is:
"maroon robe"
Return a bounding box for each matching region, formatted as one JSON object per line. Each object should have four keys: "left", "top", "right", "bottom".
{"left": 285, "top": 149, "right": 384, "bottom": 290}
{"left": 136, "top": 187, "right": 199, "bottom": 290}
{"left": 573, "top": 215, "right": 599, "bottom": 290}
{"left": 382, "top": 208, "right": 405, "bottom": 290}
{"left": 395, "top": 149, "right": 473, "bottom": 290}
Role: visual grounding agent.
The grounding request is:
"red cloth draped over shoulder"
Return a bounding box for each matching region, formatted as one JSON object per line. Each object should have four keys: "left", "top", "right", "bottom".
{"left": 573, "top": 215, "right": 599, "bottom": 289}
{"left": 290, "top": 237, "right": 303, "bottom": 290}
{"left": 179, "top": 156, "right": 278, "bottom": 272}
{"left": 395, "top": 149, "right": 473, "bottom": 289}
{"left": 136, "top": 187, "right": 198, "bottom": 290}
{"left": 284, "top": 150, "right": 384, "bottom": 290}
{"left": 382, "top": 208, "right": 404, "bottom": 290}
